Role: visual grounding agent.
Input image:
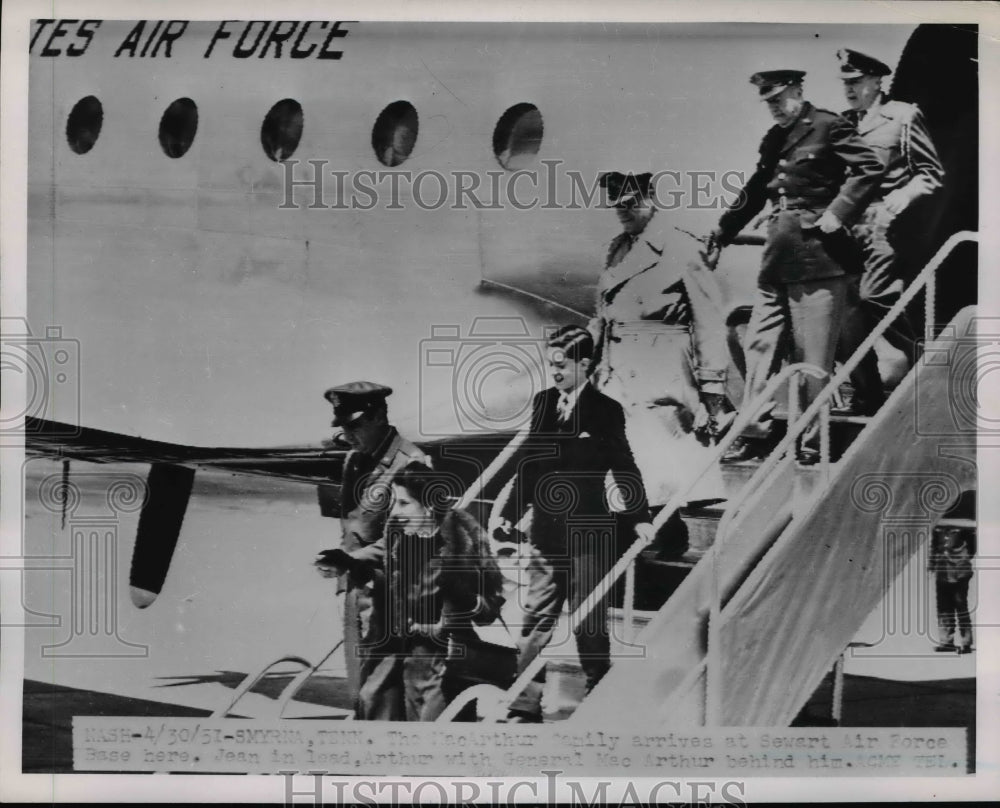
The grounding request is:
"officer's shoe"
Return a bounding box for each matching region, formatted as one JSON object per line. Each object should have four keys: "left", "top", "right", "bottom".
{"left": 795, "top": 447, "right": 822, "bottom": 467}
{"left": 849, "top": 397, "right": 885, "bottom": 417}
{"left": 722, "top": 437, "right": 769, "bottom": 463}
{"left": 956, "top": 645, "right": 973, "bottom": 655}
{"left": 933, "top": 642, "right": 957, "bottom": 653}
{"left": 503, "top": 710, "right": 543, "bottom": 724}
{"left": 695, "top": 392, "right": 737, "bottom": 445}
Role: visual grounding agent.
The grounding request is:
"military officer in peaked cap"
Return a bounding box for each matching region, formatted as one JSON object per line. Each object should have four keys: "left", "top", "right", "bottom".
{"left": 835, "top": 48, "right": 944, "bottom": 414}
{"left": 315, "top": 380, "right": 429, "bottom": 719}
{"left": 709, "top": 69, "right": 886, "bottom": 464}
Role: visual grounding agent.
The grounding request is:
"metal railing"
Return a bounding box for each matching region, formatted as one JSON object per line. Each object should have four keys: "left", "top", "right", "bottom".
{"left": 439, "top": 229, "right": 977, "bottom": 723}
{"left": 212, "top": 643, "right": 345, "bottom": 719}
{"left": 699, "top": 229, "right": 977, "bottom": 725}
{"left": 437, "top": 361, "right": 840, "bottom": 721}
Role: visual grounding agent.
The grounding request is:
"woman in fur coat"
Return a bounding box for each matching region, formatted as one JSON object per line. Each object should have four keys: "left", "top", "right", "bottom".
{"left": 349, "top": 462, "right": 508, "bottom": 721}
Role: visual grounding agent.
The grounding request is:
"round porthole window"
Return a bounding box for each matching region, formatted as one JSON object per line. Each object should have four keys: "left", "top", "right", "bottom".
{"left": 158, "top": 97, "right": 198, "bottom": 159}
{"left": 66, "top": 95, "right": 103, "bottom": 155}
{"left": 261, "top": 99, "right": 304, "bottom": 162}
{"left": 372, "top": 100, "right": 418, "bottom": 167}
{"left": 492, "top": 103, "right": 543, "bottom": 170}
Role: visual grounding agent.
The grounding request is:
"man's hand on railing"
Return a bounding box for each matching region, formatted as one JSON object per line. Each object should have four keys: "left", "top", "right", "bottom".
{"left": 882, "top": 188, "right": 909, "bottom": 217}
{"left": 634, "top": 522, "right": 656, "bottom": 546}
{"left": 700, "top": 229, "right": 723, "bottom": 270}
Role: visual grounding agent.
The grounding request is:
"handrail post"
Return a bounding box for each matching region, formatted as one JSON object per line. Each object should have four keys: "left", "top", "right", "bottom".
{"left": 460, "top": 234, "right": 976, "bottom": 723}
{"left": 925, "top": 272, "right": 937, "bottom": 341}
{"left": 624, "top": 555, "right": 637, "bottom": 645}
{"left": 787, "top": 367, "right": 800, "bottom": 435}
{"left": 819, "top": 400, "right": 831, "bottom": 483}
{"left": 705, "top": 543, "right": 722, "bottom": 725}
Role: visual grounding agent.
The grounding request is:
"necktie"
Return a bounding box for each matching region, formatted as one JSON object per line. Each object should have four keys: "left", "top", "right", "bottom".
{"left": 557, "top": 392, "right": 572, "bottom": 422}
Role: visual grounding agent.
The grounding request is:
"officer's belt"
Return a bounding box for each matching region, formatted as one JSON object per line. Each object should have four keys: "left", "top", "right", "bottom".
{"left": 770, "top": 195, "right": 835, "bottom": 211}
{"left": 608, "top": 320, "right": 691, "bottom": 339}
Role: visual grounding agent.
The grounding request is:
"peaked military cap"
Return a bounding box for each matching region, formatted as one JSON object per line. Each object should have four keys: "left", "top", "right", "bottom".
{"left": 750, "top": 70, "right": 806, "bottom": 100}
{"left": 837, "top": 48, "right": 891, "bottom": 79}
{"left": 324, "top": 380, "right": 393, "bottom": 426}
{"left": 599, "top": 171, "right": 654, "bottom": 206}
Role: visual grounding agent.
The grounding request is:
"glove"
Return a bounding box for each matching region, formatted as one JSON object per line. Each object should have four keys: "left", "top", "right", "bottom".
{"left": 314, "top": 547, "right": 357, "bottom": 575}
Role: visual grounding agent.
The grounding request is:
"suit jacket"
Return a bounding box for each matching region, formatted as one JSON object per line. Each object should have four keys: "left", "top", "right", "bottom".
{"left": 718, "top": 102, "right": 886, "bottom": 284}
{"left": 499, "top": 382, "right": 650, "bottom": 552}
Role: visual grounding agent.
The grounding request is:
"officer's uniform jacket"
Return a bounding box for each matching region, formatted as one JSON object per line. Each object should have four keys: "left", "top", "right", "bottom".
{"left": 845, "top": 95, "right": 944, "bottom": 206}
{"left": 338, "top": 427, "right": 428, "bottom": 566}
{"left": 718, "top": 102, "right": 886, "bottom": 284}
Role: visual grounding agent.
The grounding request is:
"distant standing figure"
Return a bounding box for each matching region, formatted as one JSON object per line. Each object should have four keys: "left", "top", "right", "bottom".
{"left": 834, "top": 48, "right": 945, "bottom": 413}
{"left": 929, "top": 519, "right": 975, "bottom": 655}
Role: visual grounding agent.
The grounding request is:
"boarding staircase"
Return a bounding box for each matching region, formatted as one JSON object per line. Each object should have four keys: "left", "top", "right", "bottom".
{"left": 440, "top": 230, "right": 979, "bottom": 725}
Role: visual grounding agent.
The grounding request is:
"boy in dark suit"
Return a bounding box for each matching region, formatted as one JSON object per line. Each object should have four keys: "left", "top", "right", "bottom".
{"left": 495, "top": 325, "right": 653, "bottom": 721}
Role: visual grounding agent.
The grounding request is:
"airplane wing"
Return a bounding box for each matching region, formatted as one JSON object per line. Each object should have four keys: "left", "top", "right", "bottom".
{"left": 24, "top": 415, "right": 349, "bottom": 608}
{"left": 24, "top": 415, "right": 518, "bottom": 609}
{"left": 24, "top": 415, "right": 346, "bottom": 483}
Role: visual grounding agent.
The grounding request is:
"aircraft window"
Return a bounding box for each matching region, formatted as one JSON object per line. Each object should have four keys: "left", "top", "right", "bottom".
{"left": 261, "top": 99, "right": 304, "bottom": 162}
{"left": 66, "top": 95, "right": 104, "bottom": 155}
{"left": 372, "top": 100, "right": 419, "bottom": 167}
{"left": 158, "top": 97, "right": 198, "bottom": 159}
{"left": 492, "top": 103, "right": 544, "bottom": 170}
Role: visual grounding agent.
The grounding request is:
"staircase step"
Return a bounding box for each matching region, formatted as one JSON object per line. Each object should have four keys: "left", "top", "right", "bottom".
{"left": 721, "top": 461, "right": 761, "bottom": 496}
{"left": 633, "top": 550, "right": 701, "bottom": 610}
{"left": 545, "top": 607, "right": 658, "bottom": 678}
{"left": 772, "top": 409, "right": 872, "bottom": 427}
{"left": 539, "top": 607, "right": 659, "bottom": 721}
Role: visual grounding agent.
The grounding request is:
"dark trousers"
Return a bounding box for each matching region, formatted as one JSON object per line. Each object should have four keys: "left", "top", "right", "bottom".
{"left": 838, "top": 203, "right": 919, "bottom": 410}
{"left": 935, "top": 577, "right": 973, "bottom": 649}
{"left": 509, "top": 521, "right": 619, "bottom": 719}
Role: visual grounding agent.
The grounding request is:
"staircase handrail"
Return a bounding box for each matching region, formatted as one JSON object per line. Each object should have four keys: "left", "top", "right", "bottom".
{"left": 442, "top": 231, "right": 976, "bottom": 723}
{"left": 702, "top": 229, "right": 978, "bottom": 724}
{"left": 440, "top": 362, "right": 841, "bottom": 721}
{"left": 716, "top": 230, "right": 978, "bottom": 553}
